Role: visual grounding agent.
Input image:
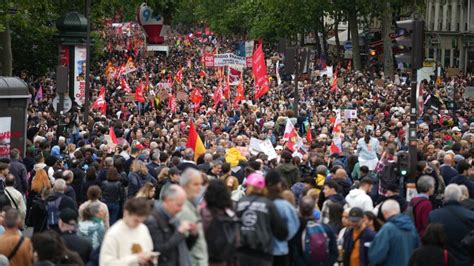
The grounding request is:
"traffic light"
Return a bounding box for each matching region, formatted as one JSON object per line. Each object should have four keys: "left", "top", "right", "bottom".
{"left": 394, "top": 20, "right": 425, "bottom": 70}
{"left": 397, "top": 151, "right": 410, "bottom": 177}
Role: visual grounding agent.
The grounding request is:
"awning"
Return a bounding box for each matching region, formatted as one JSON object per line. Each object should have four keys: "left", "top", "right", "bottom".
{"left": 327, "top": 29, "right": 364, "bottom": 46}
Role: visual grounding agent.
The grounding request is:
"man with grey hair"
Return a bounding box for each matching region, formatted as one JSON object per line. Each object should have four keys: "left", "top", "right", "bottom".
{"left": 460, "top": 184, "right": 474, "bottom": 211}
{"left": 46, "top": 178, "right": 77, "bottom": 231}
{"left": 369, "top": 199, "right": 419, "bottom": 266}
{"left": 177, "top": 168, "right": 208, "bottom": 266}
{"left": 145, "top": 184, "right": 197, "bottom": 266}
{"left": 440, "top": 154, "right": 458, "bottom": 185}
{"left": 429, "top": 184, "right": 474, "bottom": 265}
{"left": 177, "top": 148, "right": 199, "bottom": 172}
{"left": 197, "top": 153, "right": 213, "bottom": 173}
{"left": 409, "top": 175, "right": 435, "bottom": 237}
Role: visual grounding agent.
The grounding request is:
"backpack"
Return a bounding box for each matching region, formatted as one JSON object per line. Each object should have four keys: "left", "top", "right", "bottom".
{"left": 379, "top": 162, "right": 400, "bottom": 191}
{"left": 202, "top": 208, "right": 240, "bottom": 262}
{"left": 404, "top": 198, "right": 428, "bottom": 223}
{"left": 47, "top": 197, "right": 62, "bottom": 227}
{"left": 0, "top": 181, "right": 12, "bottom": 210}
{"left": 302, "top": 220, "right": 329, "bottom": 263}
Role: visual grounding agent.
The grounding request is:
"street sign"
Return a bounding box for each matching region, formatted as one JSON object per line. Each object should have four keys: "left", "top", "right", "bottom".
{"left": 343, "top": 41, "right": 352, "bottom": 50}
{"left": 52, "top": 95, "right": 72, "bottom": 113}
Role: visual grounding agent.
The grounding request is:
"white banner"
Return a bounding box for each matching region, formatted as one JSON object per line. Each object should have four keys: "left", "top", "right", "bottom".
{"left": 0, "top": 117, "right": 11, "bottom": 157}
{"left": 249, "top": 137, "right": 277, "bottom": 161}
{"left": 214, "top": 53, "right": 247, "bottom": 67}
{"left": 336, "top": 109, "right": 358, "bottom": 119}
{"left": 74, "top": 46, "right": 87, "bottom": 106}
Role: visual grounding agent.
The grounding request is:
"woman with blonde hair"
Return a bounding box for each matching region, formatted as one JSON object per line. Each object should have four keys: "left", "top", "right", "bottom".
{"left": 127, "top": 160, "right": 156, "bottom": 198}
{"left": 135, "top": 182, "right": 156, "bottom": 200}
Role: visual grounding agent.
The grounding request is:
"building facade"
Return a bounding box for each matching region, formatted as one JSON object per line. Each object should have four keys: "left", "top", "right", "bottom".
{"left": 425, "top": 0, "right": 474, "bottom": 72}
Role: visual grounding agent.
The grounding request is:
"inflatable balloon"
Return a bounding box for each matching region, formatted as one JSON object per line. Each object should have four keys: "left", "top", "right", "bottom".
{"left": 137, "top": 3, "right": 166, "bottom": 44}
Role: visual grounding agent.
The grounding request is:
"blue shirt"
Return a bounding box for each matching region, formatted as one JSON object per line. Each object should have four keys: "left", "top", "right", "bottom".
{"left": 272, "top": 199, "right": 300, "bottom": 256}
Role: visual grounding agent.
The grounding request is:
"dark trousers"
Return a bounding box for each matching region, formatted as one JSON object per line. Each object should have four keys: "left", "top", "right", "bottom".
{"left": 106, "top": 202, "right": 120, "bottom": 225}
{"left": 238, "top": 252, "right": 272, "bottom": 266}
{"left": 273, "top": 255, "right": 290, "bottom": 266}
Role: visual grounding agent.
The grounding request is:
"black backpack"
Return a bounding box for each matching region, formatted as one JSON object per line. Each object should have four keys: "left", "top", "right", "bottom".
{"left": 201, "top": 208, "right": 240, "bottom": 262}
{"left": 379, "top": 162, "right": 400, "bottom": 191}
{"left": 0, "top": 180, "right": 12, "bottom": 211}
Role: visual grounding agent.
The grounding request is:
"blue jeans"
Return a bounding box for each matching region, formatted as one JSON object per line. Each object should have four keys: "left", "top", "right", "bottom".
{"left": 107, "top": 202, "right": 120, "bottom": 225}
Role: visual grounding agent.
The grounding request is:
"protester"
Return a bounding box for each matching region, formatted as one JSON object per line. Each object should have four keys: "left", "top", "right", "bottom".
{"left": 0, "top": 209, "right": 33, "bottom": 266}
{"left": 58, "top": 208, "right": 93, "bottom": 264}
{"left": 429, "top": 184, "right": 474, "bottom": 265}
{"left": 201, "top": 180, "right": 239, "bottom": 266}
{"left": 31, "top": 230, "right": 84, "bottom": 266}
{"left": 236, "top": 172, "right": 288, "bottom": 265}
{"left": 342, "top": 207, "right": 375, "bottom": 266}
{"left": 409, "top": 175, "right": 435, "bottom": 237}
{"left": 368, "top": 199, "right": 419, "bottom": 265}
{"left": 99, "top": 197, "right": 155, "bottom": 265}
{"left": 265, "top": 170, "right": 300, "bottom": 266}
{"left": 321, "top": 180, "right": 345, "bottom": 233}
{"left": 408, "top": 223, "right": 455, "bottom": 266}
{"left": 345, "top": 177, "right": 374, "bottom": 211}
{"left": 176, "top": 168, "right": 208, "bottom": 266}
{"left": 145, "top": 184, "right": 197, "bottom": 266}
{"left": 45, "top": 179, "right": 77, "bottom": 231}
{"left": 4, "top": 174, "right": 27, "bottom": 225}
{"left": 77, "top": 203, "right": 106, "bottom": 250}
{"left": 101, "top": 167, "right": 125, "bottom": 225}
{"left": 78, "top": 185, "right": 110, "bottom": 229}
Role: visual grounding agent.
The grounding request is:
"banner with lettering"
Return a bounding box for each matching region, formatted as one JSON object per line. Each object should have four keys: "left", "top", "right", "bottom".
{"left": 0, "top": 117, "right": 11, "bottom": 157}
{"left": 74, "top": 46, "right": 86, "bottom": 106}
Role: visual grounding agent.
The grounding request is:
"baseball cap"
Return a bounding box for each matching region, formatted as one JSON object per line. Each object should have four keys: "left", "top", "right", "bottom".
{"left": 59, "top": 208, "right": 78, "bottom": 225}
{"left": 245, "top": 173, "right": 266, "bottom": 189}
{"left": 452, "top": 126, "right": 461, "bottom": 132}
{"left": 348, "top": 207, "right": 364, "bottom": 222}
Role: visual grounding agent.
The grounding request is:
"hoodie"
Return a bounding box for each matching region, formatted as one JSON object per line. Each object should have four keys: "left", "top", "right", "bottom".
{"left": 276, "top": 163, "right": 301, "bottom": 187}
{"left": 345, "top": 188, "right": 373, "bottom": 212}
{"left": 368, "top": 214, "right": 419, "bottom": 266}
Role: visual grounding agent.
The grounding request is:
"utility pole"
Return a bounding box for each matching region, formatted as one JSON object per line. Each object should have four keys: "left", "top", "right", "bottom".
{"left": 83, "top": 0, "right": 91, "bottom": 123}
{"left": 293, "top": 46, "right": 300, "bottom": 115}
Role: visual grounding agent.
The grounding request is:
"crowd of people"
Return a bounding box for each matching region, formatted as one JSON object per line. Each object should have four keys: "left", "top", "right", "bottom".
{"left": 0, "top": 20, "right": 473, "bottom": 266}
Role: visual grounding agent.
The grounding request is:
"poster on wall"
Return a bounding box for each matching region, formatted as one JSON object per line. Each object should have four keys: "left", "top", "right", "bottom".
{"left": 74, "top": 46, "right": 87, "bottom": 106}
{"left": 0, "top": 117, "right": 11, "bottom": 157}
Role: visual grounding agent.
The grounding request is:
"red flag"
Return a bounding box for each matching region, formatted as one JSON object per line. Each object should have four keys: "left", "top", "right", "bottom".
{"left": 168, "top": 94, "right": 177, "bottom": 113}
{"left": 213, "top": 84, "right": 223, "bottom": 109}
{"left": 190, "top": 88, "right": 203, "bottom": 112}
{"left": 234, "top": 79, "right": 245, "bottom": 109}
{"left": 92, "top": 86, "right": 107, "bottom": 114}
{"left": 175, "top": 67, "right": 183, "bottom": 83}
{"left": 306, "top": 127, "right": 313, "bottom": 143}
{"left": 224, "top": 75, "right": 231, "bottom": 99}
{"left": 199, "top": 70, "right": 207, "bottom": 79}
{"left": 252, "top": 42, "right": 270, "bottom": 99}
{"left": 145, "top": 74, "right": 149, "bottom": 92}
{"left": 331, "top": 70, "right": 338, "bottom": 93}
{"left": 134, "top": 80, "right": 145, "bottom": 103}
{"left": 109, "top": 127, "right": 118, "bottom": 144}
{"left": 121, "top": 78, "right": 131, "bottom": 93}
{"left": 167, "top": 74, "right": 173, "bottom": 87}
{"left": 417, "top": 82, "right": 424, "bottom": 116}
{"left": 330, "top": 141, "right": 341, "bottom": 154}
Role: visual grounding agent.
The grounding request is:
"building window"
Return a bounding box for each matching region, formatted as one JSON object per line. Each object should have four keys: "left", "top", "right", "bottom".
{"left": 454, "top": 49, "right": 460, "bottom": 68}
{"left": 428, "top": 48, "right": 435, "bottom": 59}
{"left": 444, "top": 49, "right": 451, "bottom": 67}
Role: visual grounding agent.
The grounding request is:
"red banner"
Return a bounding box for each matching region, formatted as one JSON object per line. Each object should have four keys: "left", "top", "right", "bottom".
{"left": 252, "top": 42, "right": 269, "bottom": 99}
{"left": 203, "top": 53, "right": 214, "bottom": 67}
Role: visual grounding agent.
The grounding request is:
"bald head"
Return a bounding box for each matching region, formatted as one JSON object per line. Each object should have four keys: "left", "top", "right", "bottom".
{"left": 334, "top": 169, "right": 348, "bottom": 180}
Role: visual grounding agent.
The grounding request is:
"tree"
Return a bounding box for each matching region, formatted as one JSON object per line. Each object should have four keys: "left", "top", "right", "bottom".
{"left": 381, "top": 0, "right": 394, "bottom": 78}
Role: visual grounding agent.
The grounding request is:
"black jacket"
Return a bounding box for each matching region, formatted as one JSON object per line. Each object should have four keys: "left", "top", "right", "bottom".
{"left": 429, "top": 201, "right": 474, "bottom": 266}
{"left": 46, "top": 192, "right": 77, "bottom": 212}
{"left": 61, "top": 230, "right": 93, "bottom": 264}
{"left": 144, "top": 203, "right": 196, "bottom": 266}
{"left": 236, "top": 195, "right": 288, "bottom": 259}
{"left": 408, "top": 245, "right": 456, "bottom": 266}
{"left": 101, "top": 180, "right": 125, "bottom": 204}
{"left": 9, "top": 159, "right": 28, "bottom": 194}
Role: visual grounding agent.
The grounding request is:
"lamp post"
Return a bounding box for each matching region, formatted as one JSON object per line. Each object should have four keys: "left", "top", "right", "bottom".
{"left": 83, "top": 0, "right": 92, "bottom": 123}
